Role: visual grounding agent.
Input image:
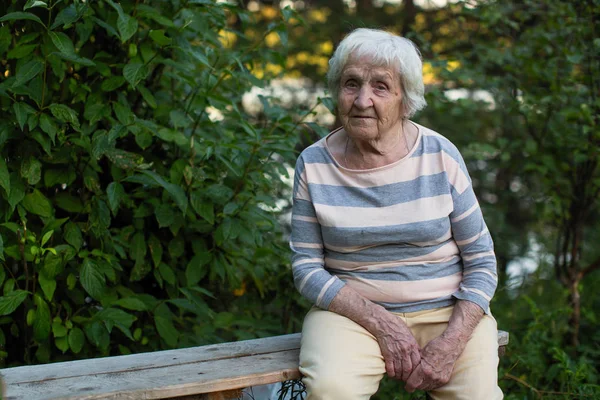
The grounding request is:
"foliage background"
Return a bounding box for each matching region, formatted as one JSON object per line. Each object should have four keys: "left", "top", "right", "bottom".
{"left": 0, "top": 0, "right": 599, "bottom": 399}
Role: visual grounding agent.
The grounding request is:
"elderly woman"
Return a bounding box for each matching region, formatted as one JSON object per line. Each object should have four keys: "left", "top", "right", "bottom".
{"left": 290, "top": 28, "right": 501, "bottom": 399}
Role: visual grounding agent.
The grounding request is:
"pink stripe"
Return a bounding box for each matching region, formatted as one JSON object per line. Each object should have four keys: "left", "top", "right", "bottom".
{"left": 341, "top": 273, "right": 462, "bottom": 303}
{"left": 304, "top": 152, "right": 449, "bottom": 188}
{"left": 314, "top": 195, "right": 453, "bottom": 228}
{"left": 295, "top": 169, "right": 311, "bottom": 201}
{"left": 441, "top": 151, "right": 470, "bottom": 194}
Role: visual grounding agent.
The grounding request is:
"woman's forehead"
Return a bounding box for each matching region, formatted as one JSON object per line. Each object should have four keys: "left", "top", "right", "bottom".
{"left": 341, "top": 62, "right": 397, "bottom": 81}
{"left": 342, "top": 53, "right": 398, "bottom": 76}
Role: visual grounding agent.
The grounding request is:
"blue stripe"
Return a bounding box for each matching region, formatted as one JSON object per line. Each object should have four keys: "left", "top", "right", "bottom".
{"left": 321, "top": 217, "right": 451, "bottom": 248}
{"left": 300, "top": 146, "right": 334, "bottom": 165}
{"left": 308, "top": 173, "right": 449, "bottom": 207}
{"left": 291, "top": 219, "right": 322, "bottom": 243}
{"left": 292, "top": 199, "right": 317, "bottom": 218}
{"left": 374, "top": 297, "right": 456, "bottom": 313}
{"left": 325, "top": 239, "right": 455, "bottom": 263}
{"left": 452, "top": 211, "right": 486, "bottom": 241}
{"left": 330, "top": 258, "right": 462, "bottom": 281}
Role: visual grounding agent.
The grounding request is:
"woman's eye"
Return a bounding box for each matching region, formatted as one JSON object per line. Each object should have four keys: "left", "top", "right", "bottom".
{"left": 345, "top": 81, "right": 358, "bottom": 88}
{"left": 375, "top": 84, "right": 388, "bottom": 91}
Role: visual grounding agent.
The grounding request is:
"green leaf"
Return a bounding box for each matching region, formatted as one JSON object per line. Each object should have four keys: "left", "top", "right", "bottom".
{"left": 49, "top": 104, "right": 80, "bottom": 129}
{"left": 39, "top": 114, "right": 58, "bottom": 142}
{"left": 106, "top": 149, "right": 144, "bottom": 170}
{"left": 123, "top": 62, "right": 149, "bottom": 89}
{"left": 168, "top": 235, "right": 185, "bottom": 259}
{"left": 80, "top": 259, "right": 106, "bottom": 300}
{"left": 50, "top": 4, "right": 79, "bottom": 30}
{"left": 134, "top": 131, "right": 152, "bottom": 149}
{"left": 148, "top": 235, "right": 163, "bottom": 268}
{"left": 0, "top": 290, "right": 29, "bottom": 315}
{"left": 101, "top": 76, "right": 126, "bottom": 92}
{"left": 281, "top": 6, "right": 294, "bottom": 22}
{"left": 54, "top": 192, "right": 83, "bottom": 213}
{"left": 32, "top": 132, "right": 51, "bottom": 156}
{"left": 154, "top": 303, "right": 178, "bottom": 347}
{"left": 52, "top": 320, "right": 67, "bottom": 337}
{"left": 95, "top": 307, "right": 136, "bottom": 329}
{"left": 149, "top": 30, "right": 172, "bottom": 46}
{"left": 319, "top": 97, "right": 335, "bottom": 113}
{"left": 21, "top": 156, "right": 42, "bottom": 185}
{"left": 0, "top": 12, "right": 46, "bottom": 27}
{"left": 185, "top": 252, "right": 211, "bottom": 286}
{"left": 0, "top": 157, "right": 9, "bottom": 196}
{"left": 55, "top": 336, "right": 69, "bottom": 353}
{"left": 13, "top": 102, "right": 32, "bottom": 131}
{"left": 129, "top": 232, "right": 146, "bottom": 262}
{"left": 155, "top": 204, "right": 174, "bottom": 228}
{"left": 158, "top": 263, "right": 176, "bottom": 285}
{"left": 53, "top": 52, "right": 95, "bottom": 67}
{"left": 68, "top": 327, "right": 85, "bottom": 354}
{"left": 64, "top": 222, "right": 83, "bottom": 251}
{"left": 117, "top": 15, "right": 138, "bottom": 43}
{"left": 191, "top": 192, "right": 214, "bottom": 224}
{"left": 112, "top": 298, "right": 147, "bottom": 311}
{"left": 41, "top": 230, "right": 53, "bottom": 247}
{"left": 22, "top": 189, "right": 53, "bottom": 217}
{"left": 84, "top": 321, "right": 109, "bottom": 350}
{"left": 49, "top": 31, "right": 75, "bottom": 55}
{"left": 7, "top": 44, "right": 37, "bottom": 59}
{"left": 8, "top": 174, "right": 25, "bottom": 209}
{"left": 113, "top": 102, "right": 135, "bottom": 125}
{"left": 43, "top": 254, "right": 63, "bottom": 278}
{"left": 130, "top": 260, "right": 151, "bottom": 282}
{"left": 38, "top": 272, "right": 57, "bottom": 301}
{"left": 140, "top": 170, "right": 188, "bottom": 214}
{"left": 13, "top": 59, "right": 44, "bottom": 87}
{"left": 92, "top": 17, "right": 119, "bottom": 38}
{"left": 169, "top": 110, "right": 191, "bottom": 129}
{"left": 137, "top": 85, "right": 157, "bottom": 108}
{"left": 24, "top": 0, "right": 48, "bottom": 10}
{"left": 0, "top": 26, "right": 11, "bottom": 56}
{"left": 33, "top": 294, "right": 51, "bottom": 341}
{"left": 106, "top": 182, "right": 125, "bottom": 214}
{"left": 0, "top": 234, "right": 4, "bottom": 261}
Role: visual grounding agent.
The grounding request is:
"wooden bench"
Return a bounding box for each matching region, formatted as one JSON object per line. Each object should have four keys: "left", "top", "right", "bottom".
{"left": 0, "top": 331, "right": 509, "bottom": 400}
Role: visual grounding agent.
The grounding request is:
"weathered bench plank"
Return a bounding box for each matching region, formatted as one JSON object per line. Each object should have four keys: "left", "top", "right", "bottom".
{"left": 4, "top": 334, "right": 302, "bottom": 385}
{"left": 1, "top": 331, "right": 508, "bottom": 400}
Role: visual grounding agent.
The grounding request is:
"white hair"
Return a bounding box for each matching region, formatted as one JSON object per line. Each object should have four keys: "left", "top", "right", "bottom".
{"left": 326, "top": 28, "right": 427, "bottom": 118}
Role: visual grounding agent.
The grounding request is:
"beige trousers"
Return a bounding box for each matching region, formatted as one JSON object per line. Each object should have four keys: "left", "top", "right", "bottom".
{"left": 299, "top": 305, "right": 503, "bottom": 400}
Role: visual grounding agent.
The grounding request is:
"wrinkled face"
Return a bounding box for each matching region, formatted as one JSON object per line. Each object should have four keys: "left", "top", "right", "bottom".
{"left": 337, "top": 57, "right": 404, "bottom": 141}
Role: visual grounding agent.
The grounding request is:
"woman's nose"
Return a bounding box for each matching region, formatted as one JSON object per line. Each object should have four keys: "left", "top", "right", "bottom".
{"left": 353, "top": 86, "right": 373, "bottom": 109}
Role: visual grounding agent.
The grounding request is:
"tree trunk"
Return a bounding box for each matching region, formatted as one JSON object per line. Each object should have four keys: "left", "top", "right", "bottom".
{"left": 569, "top": 278, "right": 581, "bottom": 347}
{"left": 401, "top": 0, "right": 416, "bottom": 36}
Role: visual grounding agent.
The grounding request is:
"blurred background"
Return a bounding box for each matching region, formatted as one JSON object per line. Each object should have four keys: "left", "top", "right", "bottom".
{"left": 0, "top": 0, "right": 598, "bottom": 398}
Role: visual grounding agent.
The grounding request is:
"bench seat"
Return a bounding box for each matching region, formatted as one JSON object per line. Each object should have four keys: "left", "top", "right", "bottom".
{"left": 0, "top": 331, "right": 508, "bottom": 400}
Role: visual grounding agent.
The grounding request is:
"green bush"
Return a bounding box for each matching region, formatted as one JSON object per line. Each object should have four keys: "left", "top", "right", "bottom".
{"left": 0, "top": 0, "right": 311, "bottom": 366}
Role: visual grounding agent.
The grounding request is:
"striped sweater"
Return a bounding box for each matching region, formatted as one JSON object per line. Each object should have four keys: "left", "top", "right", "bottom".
{"left": 290, "top": 123, "right": 497, "bottom": 314}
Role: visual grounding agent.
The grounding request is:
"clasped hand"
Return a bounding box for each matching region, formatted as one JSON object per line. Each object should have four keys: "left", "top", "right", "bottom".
{"left": 376, "top": 320, "right": 461, "bottom": 392}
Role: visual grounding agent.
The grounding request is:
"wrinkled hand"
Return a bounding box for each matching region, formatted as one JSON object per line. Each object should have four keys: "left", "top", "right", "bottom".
{"left": 405, "top": 335, "right": 462, "bottom": 392}
{"left": 375, "top": 316, "right": 421, "bottom": 381}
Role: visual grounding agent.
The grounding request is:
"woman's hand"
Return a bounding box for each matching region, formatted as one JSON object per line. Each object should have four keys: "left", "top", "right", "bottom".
{"left": 405, "top": 300, "right": 485, "bottom": 392}
{"left": 374, "top": 313, "right": 421, "bottom": 381}
{"left": 405, "top": 335, "right": 460, "bottom": 391}
{"left": 327, "top": 286, "right": 420, "bottom": 381}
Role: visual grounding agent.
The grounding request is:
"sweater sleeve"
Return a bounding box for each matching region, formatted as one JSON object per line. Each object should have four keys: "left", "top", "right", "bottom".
{"left": 445, "top": 148, "right": 498, "bottom": 314}
{"left": 290, "top": 156, "right": 345, "bottom": 309}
